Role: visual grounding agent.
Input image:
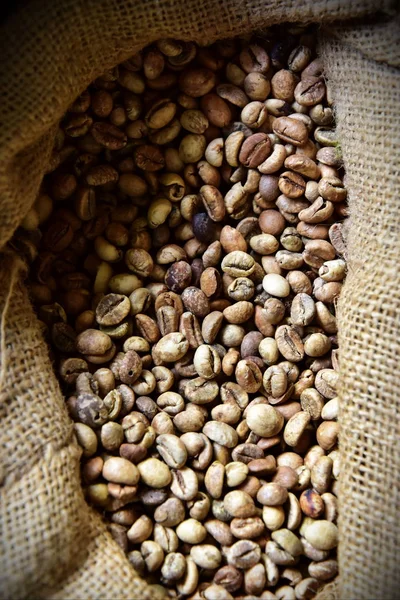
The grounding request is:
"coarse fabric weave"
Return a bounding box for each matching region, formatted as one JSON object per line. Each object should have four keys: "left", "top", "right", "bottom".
{"left": 0, "top": 1, "right": 398, "bottom": 599}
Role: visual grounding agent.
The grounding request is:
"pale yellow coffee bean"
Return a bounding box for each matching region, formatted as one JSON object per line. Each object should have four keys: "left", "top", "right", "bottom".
{"left": 262, "top": 273, "right": 290, "bottom": 297}
{"left": 262, "top": 506, "right": 285, "bottom": 531}
{"left": 176, "top": 519, "right": 207, "bottom": 544}
{"left": 74, "top": 423, "right": 98, "bottom": 457}
{"left": 190, "top": 544, "right": 222, "bottom": 569}
{"left": 246, "top": 404, "right": 284, "bottom": 437}
{"left": 102, "top": 457, "right": 139, "bottom": 485}
{"left": 137, "top": 457, "right": 172, "bottom": 488}
{"left": 225, "top": 462, "right": 249, "bottom": 487}
{"left": 259, "top": 338, "right": 279, "bottom": 365}
{"left": 304, "top": 520, "right": 338, "bottom": 550}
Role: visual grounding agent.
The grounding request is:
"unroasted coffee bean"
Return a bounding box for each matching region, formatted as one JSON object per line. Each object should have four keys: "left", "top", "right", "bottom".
{"left": 96, "top": 294, "right": 130, "bottom": 326}
{"left": 304, "top": 520, "right": 338, "bottom": 550}
{"left": 181, "top": 287, "right": 210, "bottom": 317}
{"left": 226, "top": 540, "right": 261, "bottom": 569}
{"left": 161, "top": 552, "right": 186, "bottom": 581}
{"left": 170, "top": 466, "right": 199, "bottom": 501}
{"left": 204, "top": 461, "right": 225, "bottom": 499}
{"left": 232, "top": 443, "right": 263, "bottom": 464}
{"left": 138, "top": 457, "right": 171, "bottom": 488}
{"left": 214, "top": 565, "right": 243, "bottom": 592}
{"left": 272, "top": 528, "right": 303, "bottom": 557}
{"left": 194, "top": 344, "right": 221, "bottom": 379}
{"left": 203, "top": 421, "right": 238, "bottom": 448}
{"left": 153, "top": 332, "right": 189, "bottom": 362}
{"left": 230, "top": 516, "right": 265, "bottom": 539}
{"left": 156, "top": 434, "right": 187, "bottom": 469}
{"left": 224, "top": 490, "right": 256, "bottom": 518}
{"left": 165, "top": 261, "right": 192, "bottom": 293}
{"left": 246, "top": 404, "right": 284, "bottom": 438}
{"left": 235, "top": 359, "right": 262, "bottom": 393}
{"left": 275, "top": 325, "right": 305, "bottom": 362}
{"left": 191, "top": 544, "right": 222, "bottom": 569}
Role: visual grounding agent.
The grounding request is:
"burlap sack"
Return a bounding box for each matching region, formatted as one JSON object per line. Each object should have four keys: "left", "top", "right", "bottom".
{"left": 0, "top": 1, "right": 399, "bottom": 599}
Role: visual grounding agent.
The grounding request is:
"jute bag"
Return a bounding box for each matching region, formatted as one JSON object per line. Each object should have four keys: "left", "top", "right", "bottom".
{"left": 0, "top": 1, "right": 399, "bottom": 598}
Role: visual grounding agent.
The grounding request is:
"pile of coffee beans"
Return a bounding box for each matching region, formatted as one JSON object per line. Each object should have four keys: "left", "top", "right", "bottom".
{"left": 18, "top": 23, "right": 347, "bottom": 599}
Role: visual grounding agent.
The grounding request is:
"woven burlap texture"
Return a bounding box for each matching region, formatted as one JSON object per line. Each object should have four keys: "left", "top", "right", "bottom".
{"left": 319, "top": 24, "right": 400, "bottom": 599}
{"left": 0, "top": 0, "right": 398, "bottom": 598}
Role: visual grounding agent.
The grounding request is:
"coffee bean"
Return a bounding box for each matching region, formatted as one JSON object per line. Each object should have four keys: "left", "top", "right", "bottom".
{"left": 273, "top": 116, "right": 308, "bottom": 146}
{"left": 226, "top": 540, "right": 261, "bottom": 569}
{"left": 96, "top": 293, "right": 130, "bottom": 326}
{"left": 275, "top": 325, "right": 305, "bottom": 362}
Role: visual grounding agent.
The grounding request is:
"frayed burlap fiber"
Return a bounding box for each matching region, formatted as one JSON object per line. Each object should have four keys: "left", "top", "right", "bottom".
{"left": 0, "top": 1, "right": 399, "bottom": 599}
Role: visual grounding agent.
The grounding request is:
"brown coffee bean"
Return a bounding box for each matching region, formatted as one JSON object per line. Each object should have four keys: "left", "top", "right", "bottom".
{"left": 91, "top": 122, "right": 127, "bottom": 150}
{"left": 214, "top": 565, "right": 243, "bottom": 592}
{"left": 230, "top": 516, "right": 265, "bottom": 539}
{"left": 295, "top": 77, "right": 326, "bottom": 106}
{"left": 278, "top": 171, "right": 306, "bottom": 198}
{"left": 273, "top": 117, "right": 308, "bottom": 146}
{"left": 181, "top": 286, "right": 210, "bottom": 318}
{"left": 200, "top": 267, "right": 221, "bottom": 298}
{"left": 239, "top": 133, "right": 271, "bottom": 168}
{"left": 165, "top": 261, "right": 192, "bottom": 293}
{"left": 240, "top": 44, "right": 270, "bottom": 74}
{"left": 300, "top": 488, "right": 325, "bottom": 518}
{"left": 244, "top": 72, "right": 270, "bottom": 101}
{"left": 272, "top": 466, "right": 299, "bottom": 490}
{"left": 223, "top": 301, "right": 254, "bottom": 324}
{"left": 133, "top": 144, "right": 165, "bottom": 171}
{"left": 226, "top": 540, "right": 261, "bottom": 569}
{"left": 76, "top": 329, "right": 112, "bottom": 356}
{"left": 291, "top": 293, "right": 316, "bottom": 326}
{"left": 110, "top": 350, "right": 142, "bottom": 384}
{"left": 232, "top": 443, "right": 263, "bottom": 464}
{"left": 299, "top": 197, "right": 334, "bottom": 224}
{"left": 86, "top": 164, "right": 119, "bottom": 186}
{"left": 259, "top": 174, "right": 280, "bottom": 202}
{"left": 201, "top": 93, "right": 232, "bottom": 127}
{"left": 257, "top": 482, "right": 288, "bottom": 506}
{"left": 248, "top": 456, "right": 276, "bottom": 476}
{"left": 285, "top": 154, "right": 320, "bottom": 179}
{"left": 96, "top": 294, "right": 130, "bottom": 326}
{"left": 178, "top": 312, "right": 203, "bottom": 349}
{"left": 303, "top": 240, "right": 336, "bottom": 269}
{"left": 217, "top": 84, "right": 249, "bottom": 108}
{"left": 179, "top": 67, "right": 216, "bottom": 97}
